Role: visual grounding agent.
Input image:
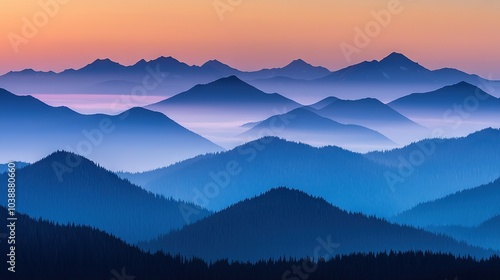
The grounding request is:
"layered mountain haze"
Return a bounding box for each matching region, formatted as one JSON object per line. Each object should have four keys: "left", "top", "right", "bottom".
{"left": 240, "top": 108, "right": 396, "bottom": 151}
{"left": 120, "top": 137, "right": 401, "bottom": 216}
{"left": 3, "top": 48, "right": 500, "bottom": 277}
{"left": 365, "top": 128, "right": 500, "bottom": 208}
{"left": 147, "top": 76, "right": 302, "bottom": 147}
{"left": 0, "top": 57, "right": 332, "bottom": 97}
{"left": 2, "top": 206, "right": 498, "bottom": 280}
{"left": 0, "top": 88, "right": 222, "bottom": 171}
{"left": 426, "top": 216, "right": 500, "bottom": 251}
{"left": 121, "top": 129, "right": 500, "bottom": 218}
{"left": 312, "top": 97, "right": 429, "bottom": 145}
{"left": 389, "top": 82, "right": 500, "bottom": 137}
{"left": 394, "top": 178, "right": 500, "bottom": 228}
{"left": 0, "top": 151, "right": 211, "bottom": 244}
{"left": 250, "top": 53, "right": 500, "bottom": 103}
{"left": 142, "top": 188, "right": 493, "bottom": 262}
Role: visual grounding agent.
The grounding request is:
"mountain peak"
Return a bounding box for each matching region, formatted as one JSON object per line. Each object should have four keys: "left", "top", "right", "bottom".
{"left": 153, "top": 56, "right": 181, "bottom": 63}
{"left": 218, "top": 75, "right": 244, "bottom": 83}
{"left": 451, "top": 81, "right": 476, "bottom": 88}
{"left": 436, "top": 81, "right": 491, "bottom": 97}
{"left": 79, "top": 58, "right": 123, "bottom": 72}
{"left": 287, "top": 58, "right": 309, "bottom": 66}
{"left": 380, "top": 52, "right": 416, "bottom": 65}
{"left": 202, "top": 59, "right": 225, "bottom": 67}
{"left": 90, "top": 58, "right": 120, "bottom": 65}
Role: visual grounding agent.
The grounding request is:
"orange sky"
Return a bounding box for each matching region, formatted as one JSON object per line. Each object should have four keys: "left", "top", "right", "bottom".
{"left": 1, "top": 0, "right": 499, "bottom": 78}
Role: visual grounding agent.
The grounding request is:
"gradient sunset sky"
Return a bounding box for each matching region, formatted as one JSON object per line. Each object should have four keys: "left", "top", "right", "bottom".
{"left": 1, "top": 0, "right": 499, "bottom": 78}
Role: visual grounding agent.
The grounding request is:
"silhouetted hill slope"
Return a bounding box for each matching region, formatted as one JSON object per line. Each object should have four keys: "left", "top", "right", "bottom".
{"left": 307, "top": 96, "right": 340, "bottom": 109}
{"left": 143, "top": 188, "right": 492, "bottom": 262}
{"left": 394, "top": 178, "right": 500, "bottom": 228}
{"left": 250, "top": 52, "right": 500, "bottom": 102}
{"left": 427, "top": 215, "right": 500, "bottom": 252}
{"left": 0, "top": 88, "right": 222, "bottom": 171}
{"left": 241, "top": 108, "right": 395, "bottom": 151}
{"left": 316, "top": 97, "right": 428, "bottom": 144}
{"left": 120, "top": 137, "right": 402, "bottom": 216}
{"left": 0, "top": 206, "right": 210, "bottom": 280}
{"left": 319, "top": 52, "right": 432, "bottom": 84}
{"left": 201, "top": 59, "right": 241, "bottom": 76}
{"left": 0, "top": 56, "right": 332, "bottom": 97}
{"left": 390, "top": 81, "right": 500, "bottom": 113}
{"left": 389, "top": 82, "right": 500, "bottom": 136}
{"left": 122, "top": 130, "right": 500, "bottom": 217}
{"left": 2, "top": 206, "right": 499, "bottom": 280}
{"left": 147, "top": 76, "right": 302, "bottom": 123}
{"left": 241, "top": 59, "right": 331, "bottom": 80}
{"left": 365, "top": 128, "right": 500, "bottom": 208}
{"left": 0, "top": 151, "right": 211, "bottom": 244}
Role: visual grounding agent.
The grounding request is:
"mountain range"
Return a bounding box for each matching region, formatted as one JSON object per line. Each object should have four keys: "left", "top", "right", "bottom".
{"left": 0, "top": 151, "right": 211, "bottom": 243}
{"left": 250, "top": 52, "right": 500, "bottom": 102}
{"left": 394, "top": 178, "right": 500, "bottom": 228}
{"left": 2, "top": 205, "right": 498, "bottom": 280}
{"left": 0, "top": 88, "right": 222, "bottom": 171}
{"left": 0, "top": 57, "right": 331, "bottom": 97}
{"left": 310, "top": 97, "right": 429, "bottom": 145}
{"left": 146, "top": 76, "right": 302, "bottom": 146}
{"left": 121, "top": 129, "right": 500, "bottom": 217}
{"left": 120, "top": 137, "right": 399, "bottom": 216}
{"left": 389, "top": 81, "right": 500, "bottom": 137}
{"left": 142, "top": 188, "right": 493, "bottom": 262}
{"left": 2, "top": 52, "right": 498, "bottom": 104}
{"left": 427, "top": 215, "right": 500, "bottom": 251}
{"left": 147, "top": 75, "right": 301, "bottom": 122}
{"left": 240, "top": 107, "right": 396, "bottom": 152}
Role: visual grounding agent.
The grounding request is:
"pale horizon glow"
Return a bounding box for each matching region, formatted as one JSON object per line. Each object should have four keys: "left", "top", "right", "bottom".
{"left": 25, "top": 93, "right": 166, "bottom": 115}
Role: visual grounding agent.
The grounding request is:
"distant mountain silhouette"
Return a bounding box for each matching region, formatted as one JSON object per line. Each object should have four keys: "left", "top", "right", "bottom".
{"left": 394, "top": 178, "right": 500, "bottom": 228}
{"left": 122, "top": 129, "right": 500, "bottom": 217}
{"left": 366, "top": 128, "right": 500, "bottom": 211}
{"left": 0, "top": 88, "right": 222, "bottom": 171}
{"left": 142, "top": 188, "right": 492, "bottom": 262}
{"left": 427, "top": 215, "right": 500, "bottom": 251}
{"left": 390, "top": 81, "right": 499, "bottom": 111}
{"left": 147, "top": 76, "right": 302, "bottom": 124}
{"left": 0, "top": 206, "right": 212, "bottom": 279}
{"left": 249, "top": 52, "right": 500, "bottom": 102}
{"left": 307, "top": 96, "right": 340, "bottom": 110}
{"left": 389, "top": 82, "right": 500, "bottom": 136}
{"left": 239, "top": 120, "right": 262, "bottom": 128}
{"left": 76, "top": 58, "right": 127, "bottom": 74}
{"left": 240, "top": 107, "right": 395, "bottom": 152}
{"left": 2, "top": 205, "right": 498, "bottom": 280}
{"left": 319, "top": 52, "right": 431, "bottom": 83}
{"left": 0, "top": 57, "right": 332, "bottom": 96}
{"left": 239, "top": 59, "right": 331, "bottom": 80}
{"left": 200, "top": 59, "right": 241, "bottom": 76}
{"left": 121, "top": 137, "right": 404, "bottom": 216}
{"left": 315, "top": 97, "right": 428, "bottom": 144}
{"left": 0, "top": 151, "right": 210, "bottom": 244}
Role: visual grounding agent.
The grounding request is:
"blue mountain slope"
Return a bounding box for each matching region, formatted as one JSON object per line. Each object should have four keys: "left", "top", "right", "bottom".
{"left": 240, "top": 108, "right": 395, "bottom": 151}
{"left": 142, "top": 188, "right": 493, "bottom": 262}
{"left": 0, "top": 88, "right": 223, "bottom": 171}
{"left": 0, "top": 151, "right": 211, "bottom": 244}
